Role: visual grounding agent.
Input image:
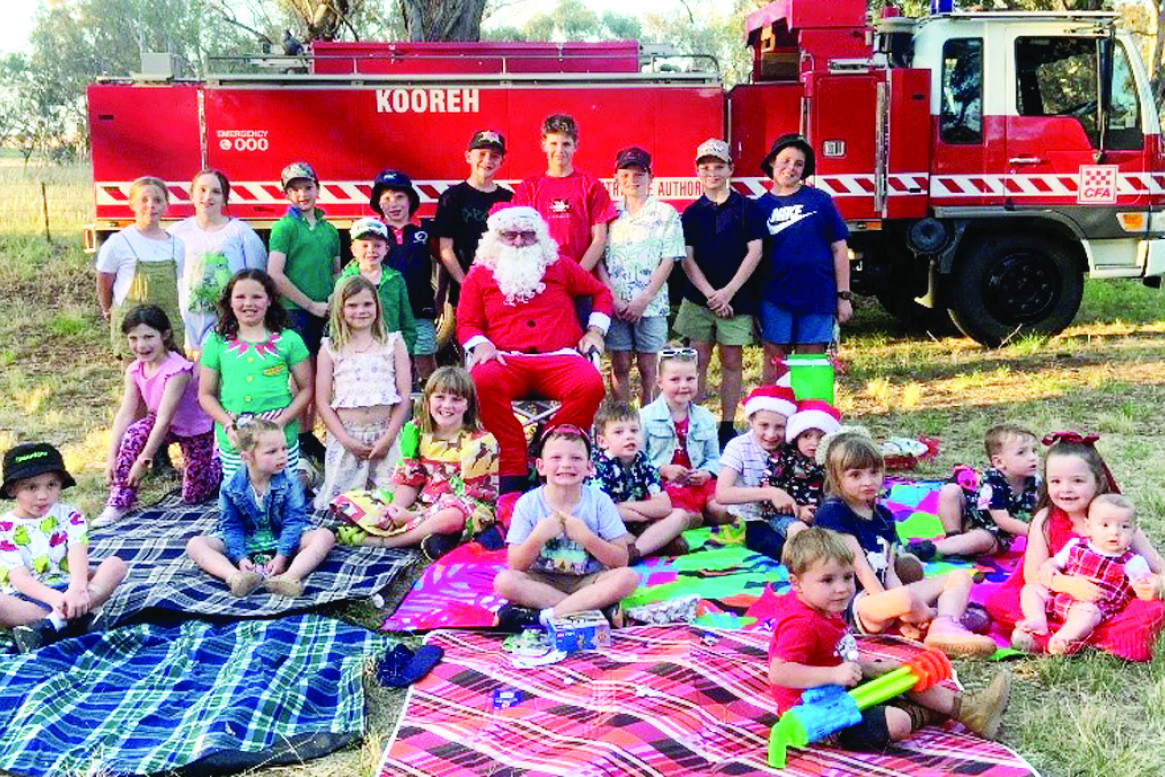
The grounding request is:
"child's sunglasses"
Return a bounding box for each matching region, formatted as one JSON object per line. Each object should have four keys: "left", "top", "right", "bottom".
{"left": 658, "top": 347, "right": 698, "bottom": 365}
{"left": 540, "top": 423, "right": 591, "bottom": 444}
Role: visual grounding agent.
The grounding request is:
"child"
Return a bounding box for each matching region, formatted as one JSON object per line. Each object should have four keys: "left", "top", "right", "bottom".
{"left": 769, "top": 527, "right": 1013, "bottom": 750}
{"left": 814, "top": 432, "right": 998, "bottom": 657}
{"left": 678, "top": 139, "right": 765, "bottom": 448}
{"left": 493, "top": 424, "right": 638, "bottom": 631}
{"left": 266, "top": 162, "right": 341, "bottom": 461}
{"left": 370, "top": 170, "right": 437, "bottom": 383}
{"left": 1016, "top": 494, "right": 1154, "bottom": 654}
{"left": 198, "top": 270, "right": 314, "bottom": 482}
{"left": 773, "top": 399, "right": 842, "bottom": 514}
{"left": 1, "top": 443, "right": 127, "bottom": 653}
{"left": 717, "top": 385, "right": 802, "bottom": 561}
{"left": 754, "top": 134, "right": 851, "bottom": 384}
{"left": 96, "top": 175, "right": 185, "bottom": 355}
{"left": 186, "top": 418, "right": 334, "bottom": 598}
{"left": 590, "top": 401, "right": 692, "bottom": 563}
{"left": 331, "top": 367, "right": 498, "bottom": 561}
{"left": 314, "top": 275, "right": 412, "bottom": 510}
{"left": 988, "top": 433, "right": 1165, "bottom": 660}
{"left": 910, "top": 424, "right": 1040, "bottom": 561}
{"left": 170, "top": 168, "right": 268, "bottom": 352}
{"left": 433, "top": 130, "right": 513, "bottom": 307}
{"left": 512, "top": 113, "right": 617, "bottom": 271}
{"left": 640, "top": 348, "right": 730, "bottom": 526}
{"left": 97, "top": 305, "right": 221, "bottom": 527}
{"left": 336, "top": 217, "right": 417, "bottom": 356}
{"left": 600, "top": 147, "right": 684, "bottom": 405}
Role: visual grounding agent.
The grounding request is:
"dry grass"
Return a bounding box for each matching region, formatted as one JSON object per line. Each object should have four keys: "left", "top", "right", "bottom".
{"left": 4, "top": 161, "right": 1165, "bottom": 776}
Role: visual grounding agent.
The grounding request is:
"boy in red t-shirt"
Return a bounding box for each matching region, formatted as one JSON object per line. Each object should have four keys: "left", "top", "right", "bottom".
{"left": 768, "top": 528, "right": 1012, "bottom": 751}
{"left": 512, "top": 114, "right": 617, "bottom": 271}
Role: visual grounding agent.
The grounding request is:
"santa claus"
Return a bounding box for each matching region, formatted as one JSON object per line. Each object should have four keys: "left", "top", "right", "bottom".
{"left": 457, "top": 206, "right": 613, "bottom": 493}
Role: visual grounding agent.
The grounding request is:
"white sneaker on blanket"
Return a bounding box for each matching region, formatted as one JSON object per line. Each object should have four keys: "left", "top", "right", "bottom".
{"left": 626, "top": 595, "right": 700, "bottom": 625}
{"left": 91, "top": 505, "right": 126, "bottom": 529}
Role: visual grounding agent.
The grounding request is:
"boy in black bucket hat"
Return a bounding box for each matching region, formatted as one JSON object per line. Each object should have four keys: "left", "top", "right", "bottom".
{"left": 1, "top": 442, "right": 127, "bottom": 653}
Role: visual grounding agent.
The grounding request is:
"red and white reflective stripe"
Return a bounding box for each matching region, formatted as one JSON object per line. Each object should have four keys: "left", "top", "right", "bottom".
{"left": 733, "top": 175, "right": 929, "bottom": 197}
{"left": 95, "top": 180, "right": 467, "bottom": 207}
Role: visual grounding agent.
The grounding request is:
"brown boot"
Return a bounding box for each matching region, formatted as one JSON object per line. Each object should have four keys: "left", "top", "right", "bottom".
{"left": 952, "top": 670, "right": 1013, "bottom": 739}
{"left": 227, "top": 570, "right": 263, "bottom": 598}
{"left": 924, "top": 616, "right": 997, "bottom": 657}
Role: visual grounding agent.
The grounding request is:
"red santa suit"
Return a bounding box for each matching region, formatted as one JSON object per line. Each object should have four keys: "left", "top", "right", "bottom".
{"left": 457, "top": 254, "right": 614, "bottom": 483}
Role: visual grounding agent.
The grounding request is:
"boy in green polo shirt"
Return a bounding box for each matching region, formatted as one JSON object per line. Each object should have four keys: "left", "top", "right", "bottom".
{"left": 267, "top": 161, "right": 341, "bottom": 462}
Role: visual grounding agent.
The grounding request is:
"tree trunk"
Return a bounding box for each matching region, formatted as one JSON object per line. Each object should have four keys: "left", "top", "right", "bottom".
{"left": 399, "top": 0, "right": 488, "bottom": 41}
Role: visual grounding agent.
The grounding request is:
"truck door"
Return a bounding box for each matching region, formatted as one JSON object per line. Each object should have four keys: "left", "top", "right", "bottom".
{"left": 1004, "top": 31, "right": 1148, "bottom": 241}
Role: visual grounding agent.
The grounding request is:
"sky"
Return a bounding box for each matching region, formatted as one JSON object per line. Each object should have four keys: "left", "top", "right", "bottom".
{"left": 0, "top": 0, "right": 685, "bottom": 55}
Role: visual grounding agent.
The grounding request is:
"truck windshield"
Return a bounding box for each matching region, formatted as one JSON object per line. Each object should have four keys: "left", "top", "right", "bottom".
{"left": 1015, "top": 36, "right": 1142, "bottom": 150}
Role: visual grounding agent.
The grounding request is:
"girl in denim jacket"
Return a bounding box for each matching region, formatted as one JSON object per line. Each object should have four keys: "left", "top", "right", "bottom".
{"left": 186, "top": 418, "right": 334, "bottom": 598}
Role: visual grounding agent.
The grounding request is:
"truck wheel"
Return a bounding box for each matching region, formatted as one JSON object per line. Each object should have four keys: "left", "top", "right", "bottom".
{"left": 875, "top": 287, "right": 957, "bottom": 335}
{"left": 947, "top": 235, "right": 1083, "bottom": 347}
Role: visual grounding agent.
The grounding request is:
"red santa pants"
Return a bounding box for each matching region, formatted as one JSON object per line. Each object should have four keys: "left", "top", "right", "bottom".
{"left": 471, "top": 354, "right": 606, "bottom": 478}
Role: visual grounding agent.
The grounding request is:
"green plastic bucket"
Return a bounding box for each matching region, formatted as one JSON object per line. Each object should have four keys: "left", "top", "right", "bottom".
{"left": 784, "top": 354, "right": 834, "bottom": 403}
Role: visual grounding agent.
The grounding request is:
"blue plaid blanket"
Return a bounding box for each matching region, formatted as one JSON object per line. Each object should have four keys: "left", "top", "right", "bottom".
{"left": 88, "top": 491, "right": 415, "bottom": 628}
{"left": 0, "top": 614, "right": 388, "bottom": 777}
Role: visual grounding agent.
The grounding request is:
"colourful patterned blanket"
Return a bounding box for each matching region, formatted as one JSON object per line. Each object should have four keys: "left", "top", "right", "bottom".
{"left": 89, "top": 491, "right": 415, "bottom": 628}
{"left": 0, "top": 614, "right": 387, "bottom": 777}
{"left": 377, "top": 627, "right": 1039, "bottom": 776}
{"left": 382, "top": 480, "right": 1024, "bottom": 632}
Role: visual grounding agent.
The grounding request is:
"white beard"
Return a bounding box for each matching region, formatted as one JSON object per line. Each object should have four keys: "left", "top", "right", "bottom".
{"left": 490, "top": 243, "right": 553, "bottom": 306}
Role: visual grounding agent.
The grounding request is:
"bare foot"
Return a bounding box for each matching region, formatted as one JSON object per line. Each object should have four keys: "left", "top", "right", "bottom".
{"left": 1010, "top": 626, "right": 1039, "bottom": 653}
{"left": 1016, "top": 617, "right": 1048, "bottom": 636}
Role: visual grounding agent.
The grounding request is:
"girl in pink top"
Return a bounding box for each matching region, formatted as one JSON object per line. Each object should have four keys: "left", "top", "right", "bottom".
{"left": 97, "top": 305, "right": 221, "bottom": 526}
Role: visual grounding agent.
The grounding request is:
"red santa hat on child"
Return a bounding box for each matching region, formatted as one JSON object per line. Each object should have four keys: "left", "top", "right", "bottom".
{"left": 742, "top": 385, "right": 798, "bottom": 419}
{"left": 786, "top": 399, "right": 842, "bottom": 443}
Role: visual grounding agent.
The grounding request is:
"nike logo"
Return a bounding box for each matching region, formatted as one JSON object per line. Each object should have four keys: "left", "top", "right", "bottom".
{"left": 767, "top": 209, "right": 816, "bottom": 236}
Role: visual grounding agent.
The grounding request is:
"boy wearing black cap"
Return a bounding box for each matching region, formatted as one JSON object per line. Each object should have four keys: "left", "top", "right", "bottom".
{"left": 600, "top": 146, "right": 684, "bottom": 406}
{"left": 433, "top": 130, "right": 513, "bottom": 307}
{"left": 1, "top": 443, "right": 127, "bottom": 653}
{"left": 754, "top": 134, "right": 851, "bottom": 384}
{"left": 370, "top": 169, "right": 438, "bottom": 382}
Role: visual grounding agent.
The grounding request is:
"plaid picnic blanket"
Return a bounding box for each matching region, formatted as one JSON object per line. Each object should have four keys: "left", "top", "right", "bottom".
{"left": 377, "top": 627, "right": 1039, "bottom": 776}
{"left": 89, "top": 491, "right": 415, "bottom": 628}
{"left": 0, "top": 614, "right": 387, "bottom": 777}
{"left": 382, "top": 480, "right": 1025, "bottom": 632}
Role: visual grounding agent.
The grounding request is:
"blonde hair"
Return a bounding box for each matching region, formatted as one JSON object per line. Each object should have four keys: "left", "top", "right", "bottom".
{"left": 236, "top": 416, "right": 281, "bottom": 453}
{"left": 823, "top": 433, "right": 884, "bottom": 496}
{"left": 328, "top": 275, "right": 387, "bottom": 349}
{"left": 782, "top": 527, "right": 855, "bottom": 576}
{"left": 417, "top": 367, "right": 480, "bottom": 435}
{"left": 985, "top": 423, "right": 1036, "bottom": 459}
{"left": 1089, "top": 493, "right": 1136, "bottom": 523}
{"left": 129, "top": 176, "right": 169, "bottom": 204}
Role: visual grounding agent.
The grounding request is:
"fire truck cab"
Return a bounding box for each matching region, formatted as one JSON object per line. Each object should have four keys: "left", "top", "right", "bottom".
{"left": 742, "top": 0, "right": 1165, "bottom": 344}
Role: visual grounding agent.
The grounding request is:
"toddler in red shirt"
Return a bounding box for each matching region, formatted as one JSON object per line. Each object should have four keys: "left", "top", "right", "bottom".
{"left": 768, "top": 528, "right": 1013, "bottom": 752}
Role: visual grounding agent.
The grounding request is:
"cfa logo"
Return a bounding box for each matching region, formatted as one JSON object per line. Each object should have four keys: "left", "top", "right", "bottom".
{"left": 1078, "top": 165, "right": 1118, "bottom": 204}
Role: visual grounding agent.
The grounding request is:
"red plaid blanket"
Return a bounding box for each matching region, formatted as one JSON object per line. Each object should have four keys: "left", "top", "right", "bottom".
{"left": 378, "top": 627, "right": 1039, "bottom": 776}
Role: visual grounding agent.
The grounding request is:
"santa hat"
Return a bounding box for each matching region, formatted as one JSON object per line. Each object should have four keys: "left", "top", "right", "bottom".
{"left": 486, "top": 204, "right": 544, "bottom": 233}
{"left": 742, "top": 385, "right": 797, "bottom": 419}
{"left": 786, "top": 399, "right": 842, "bottom": 443}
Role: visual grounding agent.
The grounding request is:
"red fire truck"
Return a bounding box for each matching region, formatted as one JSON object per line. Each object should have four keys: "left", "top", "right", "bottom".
{"left": 87, "top": 0, "right": 1165, "bottom": 346}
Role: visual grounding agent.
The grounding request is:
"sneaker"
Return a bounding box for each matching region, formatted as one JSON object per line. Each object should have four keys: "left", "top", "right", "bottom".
{"left": 960, "top": 603, "right": 992, "bottom": 635}
{"left": 495, "top": 604, "right": 541, "bottom": 633}
{"left": 626, "top": 594, "right": 700, "bottom": 625}
{"left": 265, "top": 574, "right": 304, "bottom": 598}
{"left": 420, "top": 532, "right": 461, "bottom": 562}
{"left": 13, "top": 619, "right": 59, "bottom": 654}
{"left": 907, "top": 540, "right": 938, "bottom": 563}
{"left": 91, "top": 505, "right": 126, "bottom": 529}
{"left": 298, "top": 433, "right": 327, "bottom": 463}
{"left": 227, "top": 570, "right": 263, "bottom": 597}
{"left": 473, "top": 525, "right": 507, "bottom": 551}
{"left": 954, "top": 670, "right": 1013, "bottom": 739}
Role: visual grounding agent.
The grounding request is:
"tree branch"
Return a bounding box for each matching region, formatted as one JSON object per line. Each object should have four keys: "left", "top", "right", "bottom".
{"left": 206, "top": 1, "right": 275, "bottom": 46}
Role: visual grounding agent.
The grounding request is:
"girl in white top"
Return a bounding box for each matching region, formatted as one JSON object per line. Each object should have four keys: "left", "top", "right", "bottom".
{"left": 169, "top": 169, "right": 268, "bottom": 353}
{"left": 314, "top": 274, "right": 412, "bottom": 510}
{"left": 96, "top": 176, "right": 186, "bottom": 354}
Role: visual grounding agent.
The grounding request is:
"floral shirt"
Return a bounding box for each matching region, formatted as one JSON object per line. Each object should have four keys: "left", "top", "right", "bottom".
{"left": 604, "top": 196, "right": 684, "bottom": 318}
{"left": 974, "top": 468, "right": 1040, "bottom": 520}
{"left": 769, "top": 446, "right": 825, "bottom": 509}
{"left": 392, "top": 422, "right": 500, "bottom": 535}
{"left": 589, "top": 449, "right": 662, "bottom": 504}
{"left": 0, "top": 503, "right": 88, "bottom": 593}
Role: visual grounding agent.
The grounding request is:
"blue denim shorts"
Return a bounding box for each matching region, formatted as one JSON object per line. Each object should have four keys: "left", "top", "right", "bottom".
{"left": 605, "top": 315, "right": 668, "bottom": 353}
{"left": 288, "top": 309, "right": 327, "bottom": 355}
{"left": 413, "top": 318, "right": 437, "bottom": 356}
{"left": 758, "top": 300, "right": 834, "bottom": 346}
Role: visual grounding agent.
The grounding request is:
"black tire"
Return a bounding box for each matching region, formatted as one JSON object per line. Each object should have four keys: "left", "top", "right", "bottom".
{"left": 947, "top": 235, "right": 1083, "bottom": 347}
{"left": 875, "top": 286, "right": 958, "bottom": 336}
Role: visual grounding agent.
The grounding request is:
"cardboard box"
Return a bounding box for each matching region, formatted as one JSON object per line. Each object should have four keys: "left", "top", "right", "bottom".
{"left": 546, "top": 610, "right": 611, "bottom": 652}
